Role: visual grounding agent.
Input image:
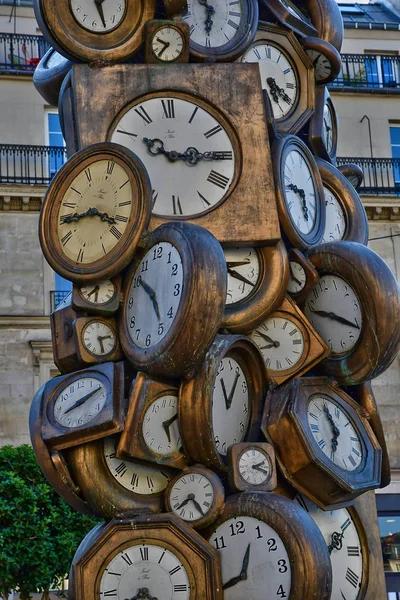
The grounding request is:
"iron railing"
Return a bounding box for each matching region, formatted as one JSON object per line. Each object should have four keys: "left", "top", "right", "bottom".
{"left": 0, "top": 33, "right": 49, "bottom": 73}
{"left": 337, "top": 157, "right": 400, "bottom": 195}
{"left": 0, "top": 144, "right": 67, "bottom": 185}
{"left": 331, "top": 54, "right": 400, "bottom": 90}
{"left": 50, "top": 291, "right": 71, "bottom": 313}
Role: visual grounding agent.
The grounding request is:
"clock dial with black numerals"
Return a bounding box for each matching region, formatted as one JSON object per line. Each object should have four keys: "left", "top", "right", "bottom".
{"left": 53, "top": 376, "right": 107, "bottom": 428}
{"left": 70, "top": 0, "right": 126, "bottom": 33}
{"left": 251, "top": 316, "right": 305, "bottom": 372}
{"left": 185, "top": 0, "right": 244, "bottom": 49}
{"left": 142, "top": 394, "right": 182, "bottom": 456}
{"left": 287, "top": 261, "right": 307, "bottom": 294}
{"left": 284, "top": 148, "right": 317, "bottom": 235}
{"left": 224, "top": 248, "right": 260, "bottom": 306}
{"left": 322, "top": 187, "right": 346, "bottom": 243}
{"left": 79, "top": 280, "right": 117, "bottom": 306}
{"left": 111, "top": 96, "right": 236, "bottom": 218}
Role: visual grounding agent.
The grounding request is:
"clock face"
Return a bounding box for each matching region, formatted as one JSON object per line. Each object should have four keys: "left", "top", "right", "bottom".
{"left": 184, "top": 0, "right": 244, "bottom": 49}
{"left": 283, "top": 149, "right": 317, "bottom": 235}
{"left": 79, "top": 280, "right": 117, "bottom": 305}
{"left": 209, "top": 516, "right": 291, "bottom": 599}
{"left": 82, "top": 321, "right": 117, "bottom": 356}
{"left": 110, "top": 96, "right": 236, "bottom": 218}
{"left": 251, "top": 317, "right": 305, "bottom": 372}
{"left": 306, "top": 49, "right": 332, "bottom": 82}
{"left": 53, "top": 376, "right": 107, "bottom": 428}
{"left": 295, "top": 495, "right": 364, "bottom": 600}
{"left": 104, "top": 437, "right": 171, "bottom": 495}
{"left": 304, "top": 276, "right": 362, "bottom": 354}
{"left": 307, "top": 396, "right": 363, "bottom": 471}
{"left": 99, "top": 543, "right": 190, "bottom": 600}
{"left": 142, "top": 394, "right": 182, "bottom": 456}
{"left": 70, "top": 0, "right": 126, "bottom": 33}
{"left": 321, "top": 187, "right": 346, "bottom": 243}
{"left": 242, "top": 42, "right": 298, "bottom": 120}
{"left": 238, "top": 448, "right": 271, "bottom": 485}
{"left": 57, "top": 159, "right": 134, "bottom": 266}
{"left": 212, "top": 357, "right": 250, "bottom": 456}
{"left": 151, "top": 26, "right": 184, "bottom": 62}
{"left": 287, "top": 261, "right": 306, "bottom": 294}
{"left": 169, "top": 471, "right": 215, "bottom": 522}
{"left": 323, "top": 102, "right": 335, "bottom": 155}
{"left": 125, "top": 242, "right": 183, "bottom": 350}
{"left": 224, "top": 248, "right": 260, "bottom": 306}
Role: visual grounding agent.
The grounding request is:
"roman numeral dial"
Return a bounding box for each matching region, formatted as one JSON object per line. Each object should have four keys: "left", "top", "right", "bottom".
{"left": 251, "top": 316, "right": 305, "bottom": 373}
{"left": 183, "top": 0, "right": 244, "bottom": 50}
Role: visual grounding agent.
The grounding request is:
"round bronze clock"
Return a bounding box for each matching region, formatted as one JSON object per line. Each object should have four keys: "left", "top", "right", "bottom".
{"left": 307, "top": 86, "right": 338, "bottom": 164}
{"left": 39, "top": 143, "right": 151, "bottom": 284}
{"left": 302, "top": 36, "right": 342, "bottom": 85}
{"left": 34, "top": 0, "right": 155, "bottom": 63}
{"left": 338, "top": 163, "right": 364, "bottom": 191}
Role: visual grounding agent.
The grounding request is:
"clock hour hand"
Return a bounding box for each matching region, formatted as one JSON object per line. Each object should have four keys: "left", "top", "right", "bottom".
{"left": 155, "top": 37, "right": 170, "bottom": 58}
{"left": 142, "top": 138, "right": 231, "bottom": 166}
{"left": 254, "top": 330, "right": 280, "bottom": 348}
{"left": 222, "top": 543, "right": 250, "bottom": 590}
{"left": 309, "top": 309, "right": 360, "bottom": 329}
{"left": 191, "top": 496, "right": 205, "bottom": 516}
{"left": 323, "top": 403, "right": 340, "bottom": 453}
{"left": 86, "top": 285, "right": 100, "bottom": 302}
{"left": 220, "top": 378, "right": 230, "bottom": 410}
{"left": 63, "top": 386, "right": 102, "bottom": 415}
{"left": 162, "top": 413, "right": 178, "bottom": 443}
{"left": 227, "top": 268, "right": 255, "bottom": 288}
{"left": 252, "top": 461, "right": 270, "bottom": 474}
{"left": 327, "top": 530, "right": 344, "bottom": 555}
{"left": 94, "top": 0, "right": 107, "bottom": 28}
{"left": 140, "top": 279, "right": 161, "bottom": 321}
{"left": 97, "top": 335, "right": 112, "bottom": 354}
{"left": 176, "top": 495, "right": 191, "bottom": 510}
{"left": 226, "top": 260, "right": 251, "bottom": 269}
{"left": 227, "top": 371, "right": 240, "bottom": 410}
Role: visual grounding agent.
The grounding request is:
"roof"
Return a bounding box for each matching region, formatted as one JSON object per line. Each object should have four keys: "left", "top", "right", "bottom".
{"left": 339, "top": 2, "right": 400, "bottom": 29}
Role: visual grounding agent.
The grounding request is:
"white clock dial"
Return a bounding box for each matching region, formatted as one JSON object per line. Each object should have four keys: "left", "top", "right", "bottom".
{"left": 111, "top": 96, "right": 236, "bottom": 217}
{"left": 212, "top": 357, "right": 250, "bottom": 456}
{"left": 169, "top": 472, "right": 215, "bottom": 522}
{"left": 224, "top": 248, "right": 260, "bottom": 305}
{"left": 184, "top": 1, "right": 244, "bottom": 48}
{"left": 304, "top": 276, "right": 362, "bottom": 354}
{"left": 125, "top": 242, "right": 183, "bottom": 350}
{"left": 284, "top": 149, "right": 317, "bottom": 234}
{"left": 209, "top": 516, "right": 291, "bottom": 599}
{"left": 104, "top": 437, "right": 171, "bottom": 495}
{"left": 142, "top": 395, "right": 181, "bottom": 456}
{"left": 238, "top": 448, "right": 271, "bottom": 485}
{"left": 82, "top": 321, "right": 116, "bottom": 356}
{"left": 152, "top": 26, "right": 184, "bottom": 62}
{"left": 322, "top": 187, "right": 346, "bottom": 243}
{"left": 70, "top": 0, "right": 126, "bottom": 33}
{"left": 79, "top": 280, "right": 116, "bottom": 305}
{"left": 242, "top": 43, "right": 297, "bottom": 120}
{"left": 53, "top": 377, "right": 107, "bottom": 428}
{"left": 307, "top": 396, "right": 363, "bottom": 471}
{"left": 323, "top": 103, "right": 334, "bottom": 154}
{"left": 287, "top": 261, "right": 307, "bottom": 294}
{"left": 306, "top": 50, "right": 332, "bottom": 82}
{"left": 295, "top": 494, "right": 363, "bottom": 600}
{"left": 100, "top": 543, "right": 190, "bottom": 600}
{"left": 251, "top": 317, "right": 305, "bottom": 372}
{"left": 57, "top": 159, "right": 133, "bottom": 265}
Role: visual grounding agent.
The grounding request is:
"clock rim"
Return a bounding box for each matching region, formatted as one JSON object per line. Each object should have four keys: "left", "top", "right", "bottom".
{"left": 302, "top": 36, "right": 342, "bottom": 85}
{"left": 227, "top": 441, "right": 277, "bottom": 492}
{"left": 150, "top": 23, "right": 186, "bottom": 62}
{"left": 308, "top": 86, "right": 339, "bottom": 163}
{"left": 287, "top": 247, "right": 320, "bottom": 304}
{"left": 258, "top": 0, "right": 318, "bottom": 37}
{"left": 337, "top": 163, "right": 364, "bottom": 190}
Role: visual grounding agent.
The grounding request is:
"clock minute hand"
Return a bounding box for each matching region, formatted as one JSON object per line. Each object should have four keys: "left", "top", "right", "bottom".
{"left": 309, "top": 309, "right": 360, "bottom": 329}
{"left": 162, "top": 413, "right": 178, "bottom": 443}
{"left": 252, "top": 461, "right": 270, "bottom": 475}
{"left": 254, "top": 330, "right": 280, "bottom": 348}
{"left": 226, "top": 260, "right": 251, "bottom": 268}
{"left": 226, "top": 371, "right": 240, "bottom": 410}
{"left": 191, "top": 496, "right": 205, "bottom": 516}
{"left": 64, "top": 386, "right": 102, "bottom": 414}
{"left": 140, "top": 278, "right": 161, "bottom": 321}
{"left": 227, "top": 268, "right": 255, "bottom": 288}
{"left": 222, "top": 543, "right": 250, "bottom": 590}
{"left": 94, "top": 0, "right": 107, "bottom": 28}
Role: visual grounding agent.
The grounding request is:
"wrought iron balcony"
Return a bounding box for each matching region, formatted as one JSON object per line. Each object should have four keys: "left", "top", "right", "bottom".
{"left": 50, "top": 291, "right": 71, "bottom": 313}
{"left": 330, "top": 54, "right": 400, "bottom": 90}
{"left": 337, "top": 157, "right": 400, "bottom": 195}
{"left": 0, "top": 33, "right": 50, "bottom": 74}
{"left": 0, "top": 144, "right": 67, "bottom": 186}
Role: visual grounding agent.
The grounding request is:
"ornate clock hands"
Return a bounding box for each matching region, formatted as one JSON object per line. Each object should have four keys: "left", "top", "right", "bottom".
{"left": 327, "top": 530, "right": 344, "bottom": 555}
{"left": 140, "top": 279, "right": 161, "bottom": 321}
{"left": 142, "top": 138, "right": 232, "bottom": 166}
{"left": 198, "top": 0, "right": 215, "bottom": 34}
{"left": 323, "top": 403, "right": 340, "bottom": 454}
{"left": 63, "top": 386, "right": 102, "bottom": 415}
{"left": 61, "top": 207, "right": 117, "bottom": 225}
{"left": 254, "top": 330, "right": 280, "bottom": 348}
{"left": 94, "top": 0, "right": 107, "bottom": 29}
{"left": 286, "top": 183, "right": 309, "bottom": 221}
{"left": 130, "top": 588, "right": 157, "bottom": 600}
{"left": 266, "top": 77, "right": 292, "bottom": 106}
{"left": 309, "top": 308, "right": 360, "bottom": 329}
{"left": 227, "top": 268, "right": 255, "bottom": 288}
{"left": 162, "top": 413, "right": 178, "bottom": 443}
{"left": 222, "top": 543, "right": 250, "bottom": 590}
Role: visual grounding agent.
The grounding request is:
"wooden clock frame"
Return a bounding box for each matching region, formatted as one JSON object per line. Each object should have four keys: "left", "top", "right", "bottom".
{"left": 262, "top": 377, "right": 382, "bottom": 509}
{"left": 69, "top": 515, "right": 223, "bottom": 600}
{"left": 287, "top": 248, "right": 320, "bottom": 305}
{"left": 144, "top": 19, "right": 190, "bottom": 64}
{"left": 306, "top": 0, "right": 344, "bottom": 52}
{"left": 302, "top": 37, "right": 342, "bottom": 85}
{"left": 306, "top": 241, "right": 400, "bottom": 384}
{"left": 63, "top": 62, "right": 281, "bottom": 246}
{"left": 227, "top": 442, "right": 277, "bottom": 492}
{"left": 71, "top": 276, "right": 122, "bottom": 316}
{"left": 222, "top": 240, "right": 289, "bottom": 333}
{"left": 308, "top": 86, "right": 338, "bottom": 164}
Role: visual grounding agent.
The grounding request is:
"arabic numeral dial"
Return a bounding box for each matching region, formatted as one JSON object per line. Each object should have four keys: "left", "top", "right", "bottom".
{"left": 53, "top": 377, "right": 107, "bottom": 427}
{"left": 70, "top": 0, "right": 126, "bottom": 33}
{"left": 142, "top": 395, "right": 181, "bottom": 455}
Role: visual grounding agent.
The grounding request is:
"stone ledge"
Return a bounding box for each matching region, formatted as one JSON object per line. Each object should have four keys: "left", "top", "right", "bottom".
{"left": 361, "top": 195, "right": 400, "bottom": 220}
{"left": 0, "top": 184, "right": 47, "bottom": 212}
{"left": 0, "top": 315, "right": 51, "bottom": 329}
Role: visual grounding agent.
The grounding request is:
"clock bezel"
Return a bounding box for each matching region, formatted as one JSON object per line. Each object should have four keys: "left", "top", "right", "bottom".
{"left": 227, "top": 442, "right": 277, "bottom": 492}
{"left": 33, "top": 47, "right": 73, "bottom": 106}
{"left": 305, "top": 0, "right": 344, "bottom": 52}
{"left": 337, "top": 162, "right": 364, "bottom": 191}
{"left": 308, "top": 86, "right": 338, "bottom": 163}
{"left": 258, "top": 0, "right": 318, "bottom": 37}
{"left": 302, "top": 36, "right": 342, "bottom": 85}
{"left": 74, "top": 316, "right": 123, "bottom": 365}
{"left": 287, "top": 247, "right": 320, "bottom": 305}
{"left": 145, "top": 20, "right": 190, "bottom": 64}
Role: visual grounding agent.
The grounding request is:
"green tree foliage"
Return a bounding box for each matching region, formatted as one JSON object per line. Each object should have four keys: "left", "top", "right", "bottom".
{"left": 0, "top": 445, "right": 99, "bottom": 600}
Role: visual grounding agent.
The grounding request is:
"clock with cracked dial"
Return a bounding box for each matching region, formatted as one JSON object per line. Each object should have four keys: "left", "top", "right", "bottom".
{"left": 224, "top": 248, "right": 260, "bottom": 305}
{"left": 81, "top": 320, "right": 117, "bottom": 357}
{"left": 321, "top": 187, "right": 346, "bottom": 243}
{"left": 287, "top": 261, "right": 307, "bottom": 294}
{"left": 295, "top": 494, "right": 365, "bottom": 600}
{"left": 110, "top": 96, "right": 237, "bottom": 218}
{"left": 142, "top": 394, "right": 182, "bottom": 457}
{"left": 307, "top": 396, "right": 363, "bottom": 471}
{"left": 53, "top": 376, "right": 107, "bottom": 428}
{"left": 304, "top": 276, "right": 362, "bottom": 354}
{"left": 70, "top": 0, "right": 126, "bottom": 33}
{"left": 250, "top": 316, "right": 305, "bottom": 372}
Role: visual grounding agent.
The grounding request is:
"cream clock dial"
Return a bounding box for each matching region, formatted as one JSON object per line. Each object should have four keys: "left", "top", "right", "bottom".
{"left": 321, "top": 188, "right": 346, "bottom": 243}
{"left": 251, "top": 317, "right": 305, "bottom": 371}
{"left": 287, "top": 261, "right": 306, "bottom": 294}
{"left": 82, "top": 321, "right": 117, "bottom": 357}
{"left": 242, "top": 42, "right": 298, "bottom": 120}
{"left": 104, "top": 437, "right": 171, "bottom": 495}
{"left": 79, "top": 280, "right": 117, "bottom": 305}
{"left": 212, "top": 357, "right": 250, "bottom": 457}
{"left": 111, "top": 96, "right": 236, "bottom": 217}
{"left": 142, "top": 394, "right": 182, "bottom": 456}
{"left": 99, "top": 543, "right": 190, "bottom": 600}
{"left": 57, "top": 159, "right": 133, "bottom": 265}
{"left": 70, "top": 0, "right": 126, "bottom": 33}
{"left": 53, "top": 377, "right": 107, "bottom": 428}
{"left": 323, "top": 103, "right": 334, "bottom": 155}
{"left": 152, "top": 25, "right": 184, "bottom": 61}
{"left": 284, "top": 149, "right": 317, "bottom": 235}
{"left": 304, "top": 276, "right": 362, "bottom": 354}
{"left": 169, "top": 472, "right": 215, "bottom": 522}
{"left": 295, "top": 494, "right": 364, "bottom": 600}
{"left": 125, "top": 242, "right": 183, "bottom": 350}
{"left": 224, "top": 248, "right": 260, "bottom": 305}
{"left": 184, "top": 0, "right": 243, "bottom": 48}
{"left": 307, "top": 396, "right": 363, "bottom": 471}
{"left": 238, "top": 447, "right": 271, "bottom": 485}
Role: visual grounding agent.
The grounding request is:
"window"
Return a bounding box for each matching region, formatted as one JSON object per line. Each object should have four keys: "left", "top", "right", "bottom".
{"left": 52, "top": 274, "right": 72, "bottom": 312}
{"left": 390, "top": 126, "right": 400, "bottom": 190}
{"left": 45, "top": 111, "right": 66, "bottom": 178}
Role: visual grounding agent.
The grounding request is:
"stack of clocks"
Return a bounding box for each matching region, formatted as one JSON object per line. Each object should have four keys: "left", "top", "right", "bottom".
{"left": 30, "top": 0, "right": 400, "bottom": 598}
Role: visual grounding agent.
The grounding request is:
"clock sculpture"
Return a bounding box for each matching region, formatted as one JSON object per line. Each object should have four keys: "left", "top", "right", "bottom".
{"left": 30, "top": 0, "right": 399, "bottom": 598}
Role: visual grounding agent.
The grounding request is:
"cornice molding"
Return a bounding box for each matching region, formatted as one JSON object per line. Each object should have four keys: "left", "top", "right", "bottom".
{"left": 0, "top": 316, "right": 51, "bottom": 329}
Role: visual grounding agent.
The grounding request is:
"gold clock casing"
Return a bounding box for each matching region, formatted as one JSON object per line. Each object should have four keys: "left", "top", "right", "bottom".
{"left": 302, "top": 36, "right": 342, "bottom": 85}
{"left": 144, "top": 20, "right": 190, "bottom": 63}
{"left": 227, "top": 442, "right": 277, "bottom": 492}
{"left": 71, "top": 276, "right": 122, "bottom": 316}
{"left": 307, "top": 86, "right": 338, "bottom": 164}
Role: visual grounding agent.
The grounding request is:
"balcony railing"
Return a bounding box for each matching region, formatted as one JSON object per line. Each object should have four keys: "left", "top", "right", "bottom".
{"left": 50, "top": 291, "right": 71, "bottom": 313}
{"left": 337, "top": 157, "right": 400, "bottom": 195}
{"left": 331, "top": 54, "right": 400, "bottom": 90}
{"left": 0, "top": 144, "right": 67, "bottom": 185}
{"left": 0, "top": 33, "right": 49, "bottom": 74}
